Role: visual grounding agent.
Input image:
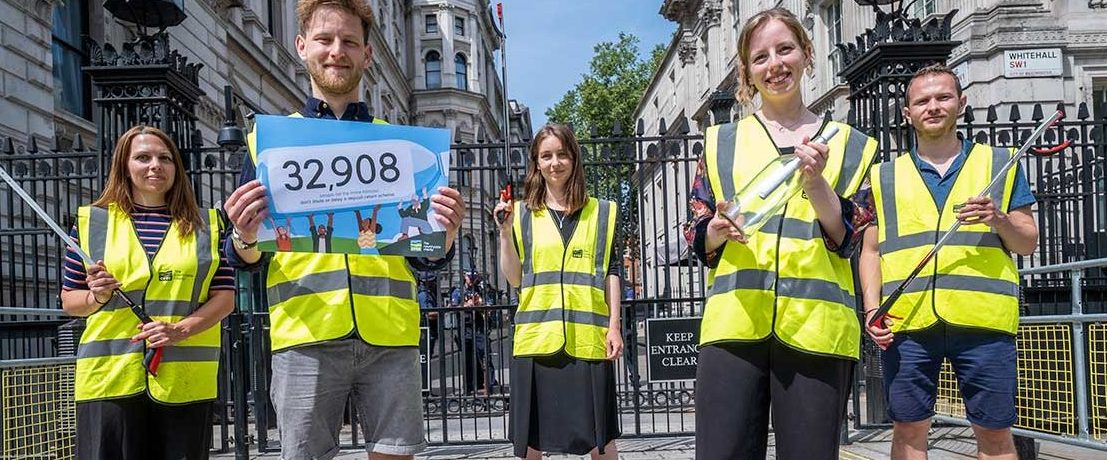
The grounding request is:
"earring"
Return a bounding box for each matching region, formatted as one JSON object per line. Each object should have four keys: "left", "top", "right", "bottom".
{"left": 806, "top": 62, "right": 814, "bottom": 77}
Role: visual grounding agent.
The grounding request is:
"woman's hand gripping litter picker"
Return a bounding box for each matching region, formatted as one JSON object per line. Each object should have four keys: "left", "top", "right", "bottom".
{"left": 867, "top": 110, "right": 1072, "bottom": 331}
{"left": 495, "top": 184, "right": 513, "bottom": 228}
{"left": 0, "top": 166, "right": 164, "bottom": 376}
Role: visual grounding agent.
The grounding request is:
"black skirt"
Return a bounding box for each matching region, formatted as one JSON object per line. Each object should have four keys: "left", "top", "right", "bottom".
{"left": 509, "top": 351, "right": 621, "bottom": 456}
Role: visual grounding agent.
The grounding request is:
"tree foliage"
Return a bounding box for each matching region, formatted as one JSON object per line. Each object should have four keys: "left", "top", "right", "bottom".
{"left": 546, "top": 33, "right": 665, "bottom": 138}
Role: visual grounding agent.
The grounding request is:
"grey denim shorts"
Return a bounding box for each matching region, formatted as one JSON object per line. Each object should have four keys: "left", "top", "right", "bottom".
{"left": 270, "top": 338, "right": 427, "bottom": 459}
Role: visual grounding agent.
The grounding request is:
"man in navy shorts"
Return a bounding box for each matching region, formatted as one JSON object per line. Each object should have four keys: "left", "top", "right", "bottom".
{"left": 857, "top": 64, "right": 1039, "bottom": 459}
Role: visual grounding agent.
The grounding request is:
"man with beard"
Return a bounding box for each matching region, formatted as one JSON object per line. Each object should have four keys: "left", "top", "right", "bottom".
{"left": 221, "top": 0, "right": 466, "bottom": 458}
{"left": 859, "top": 64, "right": 1037, "bottom": 460}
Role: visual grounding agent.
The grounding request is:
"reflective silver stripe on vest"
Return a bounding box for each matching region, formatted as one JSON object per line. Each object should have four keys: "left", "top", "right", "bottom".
{"left": 594, "top": 200, "right": 611, "bottom": 278}
{"left": 760, "top": 215, "right": 822, "bottom": 241}
{"left": 878, "top": 161, "right": 899, "bottom": 241}
{"left": 350, "top": 275, "right": 416, "bottom": 300}
{"left": 990, "top": 146, "right": 1008, "bottom": 205}
{"left": 879, "top": 231, "right": 1005, "bottom": 255}
{"left": 99, "top": 289, "right": 146, "bottom": 313}
{"left": 709, "top": 269, "right": 777, "bottom": 296}
{"left": 78, "top": 338, "right": 143, "bottom": 358}
{"left": 882, "top": 274, "right": 1018, "bottom": 297}
{"left": 519, "top": 205, "right": 534, "bottom": 274}
{"left": 267, "top": 270, "right": 349, "bottom": 303}
{"left": 87, "top": 206, "right": 108, "bottom": 262}
{"left": 714, "top": 123, "right": 738, "bottom": 202}
{"left": 189, "top": 212, "right": 214, "bottom": 310}
{"left": 834, "top": 127, "right": 870, "bottom": 196}
{"left": 515, "top": 308, "right": 609, "bottom": 327}
{"left": 777, "top": 277, "right": 855, "bottom": 309}
{"left": 145, "top": 300, "right": 199, "bottom": 317}
{"left": 521, "top": 271, "right": 605, "bottom": 290}
{"left": 160, "top": 346, "right": 221, "bottom": 363}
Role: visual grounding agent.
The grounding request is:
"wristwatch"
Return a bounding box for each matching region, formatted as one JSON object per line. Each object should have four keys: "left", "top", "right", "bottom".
{"left": 231, "top": 227, "right": 258, "bottom": 250}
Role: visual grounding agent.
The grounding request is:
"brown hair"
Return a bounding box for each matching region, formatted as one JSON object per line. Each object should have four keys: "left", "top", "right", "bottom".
{"left": 735, "top": 7, "right": 814, "bottom": 105}
{"left": 297, "top": 0, "right": 375, "bottom": 43}
{"left": 93, "top": 126, "right": 203, "bottom": 237}
{"left": 523, "top": 124, "right": 588, "bottom": 214}
{"left": 905, "top": 63, "right": 963, "bottom": 102}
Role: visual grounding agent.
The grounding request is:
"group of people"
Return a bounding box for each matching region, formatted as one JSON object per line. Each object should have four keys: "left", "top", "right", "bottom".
{"left": 58, "top": 2, "right": 1037, "bottom": 460}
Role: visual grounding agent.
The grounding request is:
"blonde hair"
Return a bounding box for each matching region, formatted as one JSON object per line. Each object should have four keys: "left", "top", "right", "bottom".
{"left": 735, "top": 7, "right": 814, "bottom": 105}
{"left": 92, "top": 125, "right": 203, "bottom": 237}
{"left": 522, "top": 124, "right": 588, "bottom": 214}
{"left": 297, "top": 0, "right": 375, "bottom": 43}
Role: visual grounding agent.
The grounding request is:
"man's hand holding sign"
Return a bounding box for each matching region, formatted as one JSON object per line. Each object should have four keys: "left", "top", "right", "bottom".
{"left": 225, "top": 115, "right": 464, "bottom": 259}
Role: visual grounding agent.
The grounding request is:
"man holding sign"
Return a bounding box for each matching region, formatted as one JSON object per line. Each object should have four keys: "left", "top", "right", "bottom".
{"left": 222, "top": 0, "right": 465, "bottom": 458}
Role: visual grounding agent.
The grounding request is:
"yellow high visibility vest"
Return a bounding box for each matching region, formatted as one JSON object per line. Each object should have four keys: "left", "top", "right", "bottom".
{"left": 75, "top": 204, "right": 222, "bottom": 403}
{"left": 700, "top": 117, "right": 878, "bottom": 359}
{"left": 512, "top": 198, "right": 617, "bottom": 360}
{"left": 248, "top": 113, "right": 420, "bottom": 351}
{"left": 870, "top": 143, "right": 1020, "bottom": 334}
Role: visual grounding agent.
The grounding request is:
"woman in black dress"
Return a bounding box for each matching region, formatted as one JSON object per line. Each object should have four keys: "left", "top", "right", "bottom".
{"left": 495, "top": 124, "right": 623, "bottom": 459}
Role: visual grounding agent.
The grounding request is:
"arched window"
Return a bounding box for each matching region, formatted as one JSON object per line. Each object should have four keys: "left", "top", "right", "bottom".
{"left": 425, "top": 51, "right": 441, "bottom": 89}
{"left": 455, "top": 53, "right": 468, "bottom": 90}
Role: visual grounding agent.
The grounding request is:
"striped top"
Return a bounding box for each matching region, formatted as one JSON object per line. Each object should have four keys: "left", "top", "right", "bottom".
{"left": 62, "top": 204, "right": 235, "bottom": 291}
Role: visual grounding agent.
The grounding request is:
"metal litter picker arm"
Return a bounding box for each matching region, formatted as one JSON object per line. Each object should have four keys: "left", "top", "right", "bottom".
{"left": 0, "top": 165, "right": 163, "bottom": 375}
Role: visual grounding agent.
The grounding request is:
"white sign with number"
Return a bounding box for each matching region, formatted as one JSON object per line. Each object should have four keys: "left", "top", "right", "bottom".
{"left": 264, "top": 140, "right": 428, "bottom": 214}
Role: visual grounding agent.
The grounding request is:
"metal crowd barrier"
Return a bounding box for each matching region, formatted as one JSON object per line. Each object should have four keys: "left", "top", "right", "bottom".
{"left": 933, "top": 258, "right": 1107, "bottom": 452}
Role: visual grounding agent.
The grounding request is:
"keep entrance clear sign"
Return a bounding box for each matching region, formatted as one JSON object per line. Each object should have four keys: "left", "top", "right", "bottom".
{"left": 646, "top": 317, "right": 701, "bottom": 382}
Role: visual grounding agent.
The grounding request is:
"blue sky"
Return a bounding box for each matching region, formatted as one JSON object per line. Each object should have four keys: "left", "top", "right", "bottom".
{"left": 495, "top": 1, "right": 677, "bottom": 129}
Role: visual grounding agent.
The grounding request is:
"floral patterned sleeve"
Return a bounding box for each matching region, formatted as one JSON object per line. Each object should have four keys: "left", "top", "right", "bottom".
{"left": 686, "top": 157, "right": 722, "bottom": 268}
{"left": 825, "top": 178, "right": 877, "bottom": 257}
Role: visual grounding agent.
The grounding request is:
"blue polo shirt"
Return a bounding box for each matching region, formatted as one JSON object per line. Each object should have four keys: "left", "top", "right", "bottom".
{"left": 911, "top": 139, "right": 1036, "bottom": 212}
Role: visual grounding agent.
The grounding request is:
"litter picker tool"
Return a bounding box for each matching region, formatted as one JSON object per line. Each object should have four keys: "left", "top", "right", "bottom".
{"left": 0, "top": 165, "right": 164, "bottom": 375}
{"left": 494, "top": 2, "right": 513, "bottom": 225}
{"left": 868, "top": 110, "right": 1071, "bottom": 329}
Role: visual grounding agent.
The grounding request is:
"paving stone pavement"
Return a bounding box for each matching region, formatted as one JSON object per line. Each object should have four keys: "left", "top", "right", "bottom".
{"left": 212, "top": 427, "right": 1104, "bottom": 459}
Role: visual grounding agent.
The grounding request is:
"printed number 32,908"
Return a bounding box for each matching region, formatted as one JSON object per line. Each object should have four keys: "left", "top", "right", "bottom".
{"left": 282, "top": 152, "right": 401, "bottom": 191}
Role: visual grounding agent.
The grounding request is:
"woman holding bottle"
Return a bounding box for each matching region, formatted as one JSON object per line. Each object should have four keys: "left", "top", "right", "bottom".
{"left": 689, "top": 7, "right": 878, "bottom": 459}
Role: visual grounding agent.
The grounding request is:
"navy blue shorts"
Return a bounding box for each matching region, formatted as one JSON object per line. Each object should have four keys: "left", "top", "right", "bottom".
{"left": 882, "top": 321, "right": 1017, "bottom": 429}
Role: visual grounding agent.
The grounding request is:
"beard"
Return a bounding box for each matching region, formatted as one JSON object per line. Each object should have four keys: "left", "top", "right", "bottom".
{"left": 306, "top": 60, "right": 361, "bottom": 96}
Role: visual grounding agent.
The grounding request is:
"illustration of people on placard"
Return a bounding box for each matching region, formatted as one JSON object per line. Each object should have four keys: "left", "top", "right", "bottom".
{"left": 267, "top": 216, "right": 294, "bottom": 252}
{"left": 308, "top": 213, "right": 334, "bottom": 253}
{"left": 398, "top": 187, "right": 434, "bottom": 238}
{"left": 356, "top": 205, "right": 383, "bottom": 250}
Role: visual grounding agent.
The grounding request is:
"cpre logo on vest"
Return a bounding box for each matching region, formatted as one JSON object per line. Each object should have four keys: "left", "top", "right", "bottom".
{"left": 572, "top": 249, "right": 586, "bottom": 259}
{"left": 156, "top": 270, "right": 194, "bottom": 282}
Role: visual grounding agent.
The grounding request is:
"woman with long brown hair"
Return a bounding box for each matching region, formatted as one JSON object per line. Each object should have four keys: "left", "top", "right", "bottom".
{"left": 688, "top": 7, "right": 878, "bottom": 459}
{"left": 496, "top": 124, "right": 623, "bottom": 459}
{"left": 60, "top": 125, "right": 235, "bottom": 459}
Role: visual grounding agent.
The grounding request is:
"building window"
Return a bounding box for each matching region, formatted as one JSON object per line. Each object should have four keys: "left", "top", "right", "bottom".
{"left": 912, "top": 0, "right": 936, "bottom": 18}
{"left": 454, "top": 16, "right": 465, "bottom": 36}
{"left": 825, "top": 0, "right": 844, "bottom": 84}
{"left": 425, "top": 14, "right": 438, "bottom": 34}
{"left": 52, "top": 0, "right": 89, "bottom": 118}
{"left": 425, "top": 51, "right": 441, "bottom": 89}
{"left": 267, "top": 0, "right": 282, "bottom": 40}
{"left": 455, "top": 54, "right": 468, "bottom": 90}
